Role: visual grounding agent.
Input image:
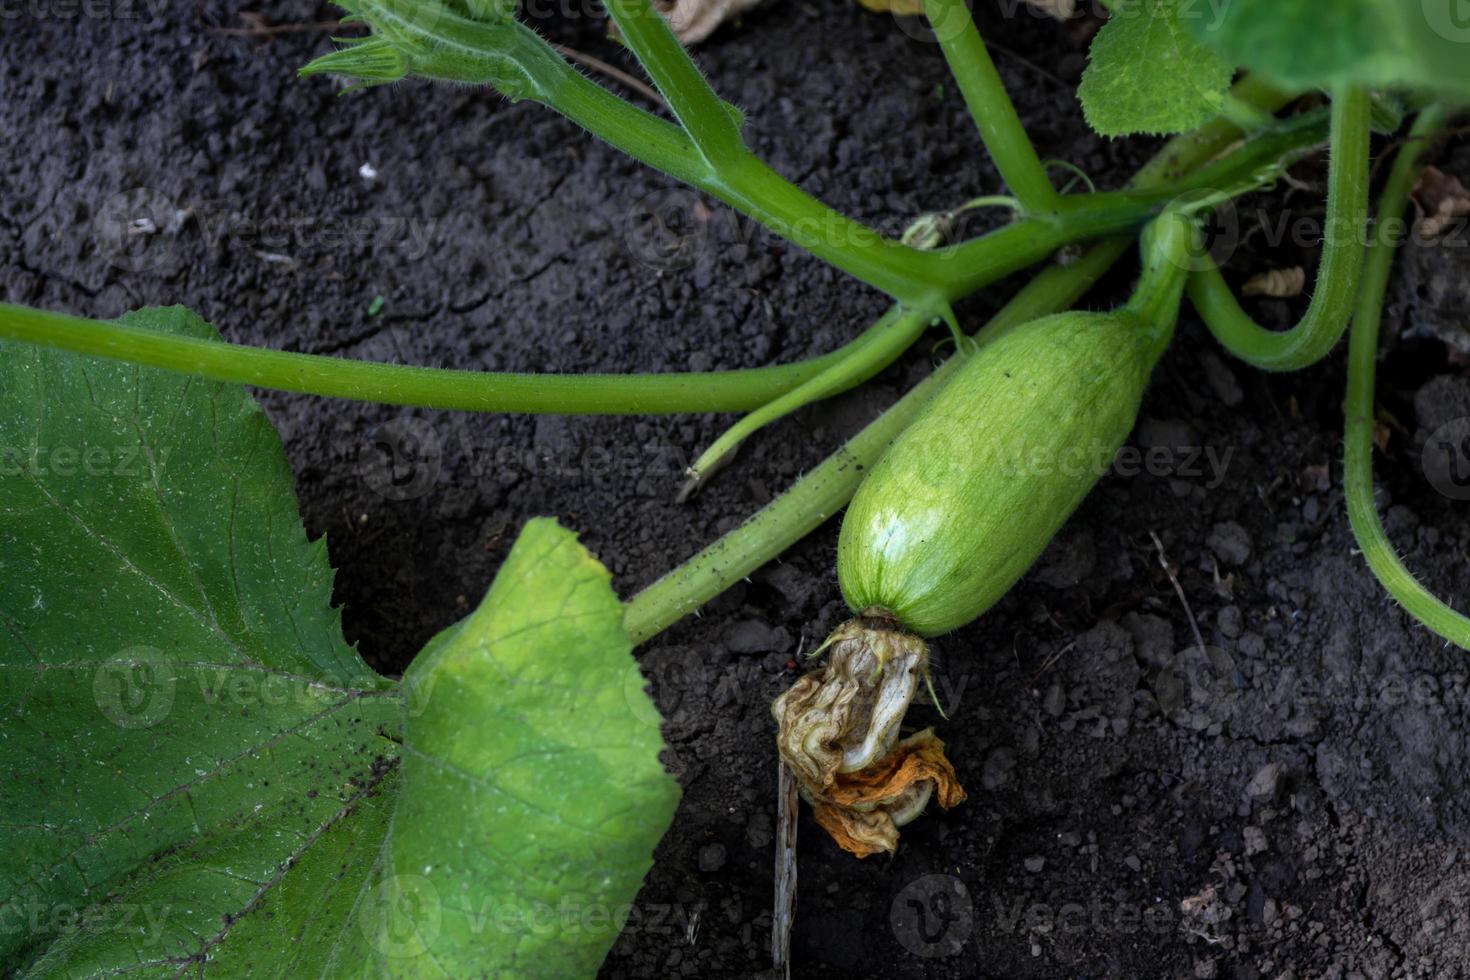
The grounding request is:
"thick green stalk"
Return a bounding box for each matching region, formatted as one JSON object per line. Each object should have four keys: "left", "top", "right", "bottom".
{"left": 623, "top": 244, "right": 1121, "bottom": 643}
{"left": 600, "top": 0, "right": 745, "bottom": 163}
{"left": 305, "top": 9, "right": 1320, "bottom": 309}
{"left": 934, "top": 105, "right": 1330, "bottom": 300}
{"left": 0, "top": 303, "right": 900, "bottom": 415}
{"left": 679, "top": 307, "right": 932, "bottom": 500}
{"left": 923, "top": 0, "right": 1056, "bottom": 213}
{"left": 1343, "top": 105, "right": 1470, "bottom": 649}
{"left": 1186, "top": 86, "right": 1372, "bottom": 371}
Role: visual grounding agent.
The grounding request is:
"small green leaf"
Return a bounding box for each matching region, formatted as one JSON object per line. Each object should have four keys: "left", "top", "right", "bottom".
{"left": 1079, "top": 0, "right": 1236, "bottom": 137}
{"left": 1, "top": 308, "right": 676, "bottom": 977}
{"left": 385, "top": 517, "right": 680, "bottom": 976}
{"left": 1189, "top": 0, "right": 1470, "bottom": 101}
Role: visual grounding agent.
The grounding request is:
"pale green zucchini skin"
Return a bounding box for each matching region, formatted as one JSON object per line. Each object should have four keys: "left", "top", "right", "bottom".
{"left": 837, "top": 309, "right": 1160, "bottom": 637}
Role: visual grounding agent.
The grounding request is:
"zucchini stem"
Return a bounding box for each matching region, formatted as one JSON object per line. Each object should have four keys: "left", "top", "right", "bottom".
{"left": 1126, "top": 210, "right": 1195, "bottom": 363}
{"left": 1343, "top": 104, "right": 1470, "bottom": 649}
{"left": 921, "top": 0, "right": 1058, "bottom": 214}
{"left": 1186, "top": 86, "right": 1373, "bottom": 371}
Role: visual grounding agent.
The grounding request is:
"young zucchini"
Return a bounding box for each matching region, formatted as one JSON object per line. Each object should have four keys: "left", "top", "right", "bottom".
{"left": 773, "top": 214, "right": 1195, "bottom": 856}
{"left": 842, "top": 210, "right": 1192, "bottom": 638}
{"left": 837, "top": 307, "right": 1159, "bottom": 636}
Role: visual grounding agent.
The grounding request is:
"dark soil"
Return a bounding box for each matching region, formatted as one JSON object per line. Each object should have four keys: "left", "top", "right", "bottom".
{"left": 7, "top": 1, "right": 1470, "bottom": 977}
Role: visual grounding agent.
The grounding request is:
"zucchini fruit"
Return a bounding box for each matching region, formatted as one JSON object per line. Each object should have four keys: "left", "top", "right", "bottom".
{"left": 837, "top": 306, "right": 1162, "bottom": 636}
{"left": 773, "top": 214, "right": 1194, "bottom": 857}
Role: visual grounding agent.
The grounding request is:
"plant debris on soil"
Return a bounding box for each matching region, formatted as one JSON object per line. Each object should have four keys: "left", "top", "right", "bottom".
{"left": 7, "top": 1, "right": 1470, "bottom": 977}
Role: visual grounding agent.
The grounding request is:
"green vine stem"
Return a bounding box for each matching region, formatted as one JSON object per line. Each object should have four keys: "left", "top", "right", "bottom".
{"left": 922, "top": 0, "right": 1057, "bottom": 213}
{"left": 0, "top": 302, "right": 901, "bottom": 415}
{"left": 1343, "top": 104, "right": 1470, "bottom": 649}
{"left": 600, "top": 0, "right": 745, "bottom": 163}
{"left": 678, "top": 307, "right": 932, "bottom": 501}
{"left": 304, "top": 6, "right": 1318, "bottom": 310}
{"left": 623, "top": 77, "right": 1301, "bottom": 642}
{"left": 1185, "top": 86, "right": 1372, "bottom": 371}
{"left": 0, "top": 102, "right": 1325, "bottom": 414}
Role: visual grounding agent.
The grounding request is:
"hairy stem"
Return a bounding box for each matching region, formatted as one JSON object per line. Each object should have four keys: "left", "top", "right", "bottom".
{"left": 923, "top": 0, "right": 1056, "bottom": 213}
{"left": 1343, "top": 104, "right": 1470, "bottom": 649}
{"left": 600, "top": 0, "right": 745, "bottom": 162}
{"left": 1186, "top": 86, "right": 1372, "bottom": 371}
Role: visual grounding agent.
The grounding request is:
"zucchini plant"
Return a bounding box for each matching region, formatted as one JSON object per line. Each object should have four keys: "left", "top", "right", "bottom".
{"left": 1, "top": 0, "right": 1467, "bottom": 973}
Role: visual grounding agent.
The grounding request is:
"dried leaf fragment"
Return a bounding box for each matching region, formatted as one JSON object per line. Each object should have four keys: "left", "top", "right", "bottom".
{"left": 1414, "top": 166, "right": 1470, "bottom": 239}
{"left": 1241, "top": 266, "right": 1306, "bottom": 299}
{"left": 772, "top": 616, "right": 964, "bottom": 857}
{"left": 806, "top": 729, "right": 966, "bottom": 857}
{"left": 653, "top": 0, "right": 770, "bottom": 44}
{"left": 771, "top": 616, "right": 928, "bottom": 791}
{"left": 1023, "top": 0, "right": 1077, "bottom": 18}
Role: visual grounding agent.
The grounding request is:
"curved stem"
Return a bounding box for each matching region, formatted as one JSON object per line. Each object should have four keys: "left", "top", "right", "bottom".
{"left": 678, "top": 307, "right": 931, "bottom": 500}
{"left": 307, "top": 11, "right": 1319, "bottom": 309}
{"left": 0, "top": 302, "right": 901, "bottom": 415}
{"left": 623, "top": 243, "right": 1122, "bottom": 643}
{"left": 923, "top": 0, "right": 1056, "bottom": 213}
{"left": 1186, "top": 86, "right": 1372, "bottom": 372}
{"left": 1126, "top": 210, "right": 1195, "bottom": 363}
{"left": 1343, "top": 104, "right": 1470, "bottom": 649}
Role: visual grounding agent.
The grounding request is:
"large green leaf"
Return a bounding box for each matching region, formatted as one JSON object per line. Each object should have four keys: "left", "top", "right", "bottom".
{"left": 1079, "top": 0, "right": 1235, "bottom": 136}
{"left": 0, "top": 308, "right": 677, "bottom": 976}
{"left": 1189, "top": 0, "right": 1470, "bottom": 101}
